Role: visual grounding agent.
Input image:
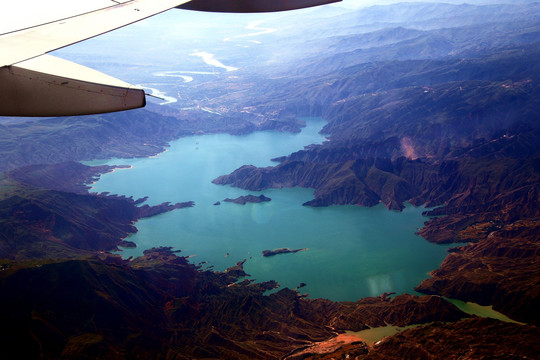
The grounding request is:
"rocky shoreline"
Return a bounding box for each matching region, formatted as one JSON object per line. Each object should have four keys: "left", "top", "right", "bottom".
{"left": 0, "top": 249, "right": 473, "bottom": 359}
{"left": 0, "top": 163, "right": 195, "bottom": 258}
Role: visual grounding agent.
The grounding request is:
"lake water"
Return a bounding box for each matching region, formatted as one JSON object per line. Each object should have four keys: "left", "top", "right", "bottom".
{"left": 86, "top": 118, "right": 449, "bottom": 301}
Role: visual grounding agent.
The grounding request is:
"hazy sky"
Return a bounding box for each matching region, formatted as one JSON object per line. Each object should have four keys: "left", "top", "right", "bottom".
{"left": 0, "top": 0, "right": 527, "bottom": 34}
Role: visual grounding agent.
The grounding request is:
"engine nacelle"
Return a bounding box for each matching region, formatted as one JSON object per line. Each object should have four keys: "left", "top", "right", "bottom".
{"left": 177, "top": 0, "right": 341, "bottom": 13}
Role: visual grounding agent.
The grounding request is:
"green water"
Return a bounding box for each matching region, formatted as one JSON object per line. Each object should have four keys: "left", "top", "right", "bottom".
{"left": 446, "top": 298, "right": 525, "bottom": 324}
{"left": 346, "top": 324, "right": 420, "bottom": 347}
{"left": 86, "top": 118, "right": 449, "bottom": 301}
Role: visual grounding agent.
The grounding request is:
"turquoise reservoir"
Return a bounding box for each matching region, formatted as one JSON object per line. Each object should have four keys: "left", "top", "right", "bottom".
{"left": 86, "top": 118, "right": 448, "bottom": 301}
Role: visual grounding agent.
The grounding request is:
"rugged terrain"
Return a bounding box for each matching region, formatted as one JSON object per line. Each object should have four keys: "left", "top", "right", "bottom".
{"left": 0, "top": 161, "right": 470, "bottom": 358}
{"left": 0, "top": 162, "right": 194, "bottom": 260}
{"left": 210, "top": 4, "right": 540, "bottom": 330}
{"left": 0, "top": 246, "right": 469, "bottom": 359}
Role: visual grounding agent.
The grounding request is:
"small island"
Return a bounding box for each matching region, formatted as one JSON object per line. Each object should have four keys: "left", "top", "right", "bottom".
{"left": 223, "top": 194, "right": 271, "bottom": 205}
{"left": 138, "top": 201, "right": 194, "bottom": 218}
{"left": 118, "top": 240, "right": 136, "bottom": 248}
{"left": 262, "top": 248, "right": 308, "bottom": 257}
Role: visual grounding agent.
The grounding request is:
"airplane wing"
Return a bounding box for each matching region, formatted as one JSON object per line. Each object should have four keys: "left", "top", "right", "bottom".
{"left": 0, "top": 0, "right": 340, "bottom": 117}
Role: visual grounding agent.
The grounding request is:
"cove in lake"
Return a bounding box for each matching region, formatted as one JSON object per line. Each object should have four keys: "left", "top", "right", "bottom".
{"left": 86, "top": 118, "right": 449, "bottom": 301}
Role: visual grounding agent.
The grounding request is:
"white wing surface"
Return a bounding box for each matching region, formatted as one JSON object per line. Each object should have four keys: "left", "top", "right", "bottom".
{"left": 0, "top": 0, "right": 340, "bottom": 116}
{"left": 0, "top": 0, "right": 190, "bottom": 68}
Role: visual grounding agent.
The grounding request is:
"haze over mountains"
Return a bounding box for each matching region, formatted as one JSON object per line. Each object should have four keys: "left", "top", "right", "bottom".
{"left": 0, "top": 1, "right": 539, "bottom": 358}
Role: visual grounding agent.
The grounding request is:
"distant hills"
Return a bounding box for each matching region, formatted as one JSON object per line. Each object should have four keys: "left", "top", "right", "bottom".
{"left": 0, "top": 105, "right": 304, "bottom": 173}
